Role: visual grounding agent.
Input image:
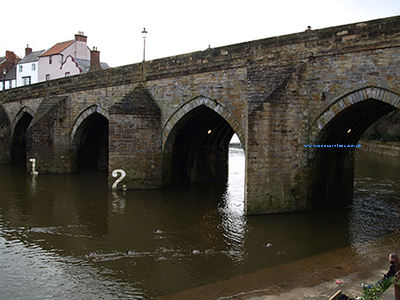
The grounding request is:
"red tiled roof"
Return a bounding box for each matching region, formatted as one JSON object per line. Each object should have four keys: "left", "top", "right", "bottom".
{"left": 39, "top": 40, "right": 75, "bottom": 57}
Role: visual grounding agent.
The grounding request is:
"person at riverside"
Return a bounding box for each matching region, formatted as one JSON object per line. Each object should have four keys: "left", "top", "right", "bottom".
{"left": 363, "top": 253, "right": 400, "bottom": 291}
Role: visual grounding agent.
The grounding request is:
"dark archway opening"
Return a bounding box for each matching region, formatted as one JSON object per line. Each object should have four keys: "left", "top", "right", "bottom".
{"left": 73, "top": 113, "right": 108, "bottom": 172}
{"left": 163, "top": 106, "right": 235, "bottom": 187}
{"left": 310, "top": 99, "right": 396, "bottom": 208}
{"left": 11, "top": 112, "right": 33, "bottom": 164}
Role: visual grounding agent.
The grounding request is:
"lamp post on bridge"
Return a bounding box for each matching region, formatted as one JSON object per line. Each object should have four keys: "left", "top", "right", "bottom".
{"left": 2, "top": 68, "right": 6, "bottom": 91}
{"left": 141, "top": 28, "right": 147, "bottom": 74}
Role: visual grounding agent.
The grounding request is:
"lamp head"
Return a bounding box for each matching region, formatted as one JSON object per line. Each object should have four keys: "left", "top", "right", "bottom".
{"left": 142, "top": 28, "right": 147, "bottom": 39}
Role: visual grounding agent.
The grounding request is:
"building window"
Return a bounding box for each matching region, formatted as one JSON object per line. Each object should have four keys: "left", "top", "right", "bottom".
{"left": 46, "top": 74, "right": 50, "bottom": 81}
{"left": 31, "top": 63, "right": 36, "bottom": 71}
{"left": 19, "top": 65, "right": 23, "bottom": 72}
{"left": 65, "top": 72, "right": 70, "bottom": 77}
{"left": 22, "top": 76, "right": 31, "bottom": 86}
{"left": 49, "top": 56, "right": 52, "bottom": 64}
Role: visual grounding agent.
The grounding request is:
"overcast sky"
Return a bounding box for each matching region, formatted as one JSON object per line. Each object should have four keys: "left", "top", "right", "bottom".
{"left": 2, "top": 0, "right": 399, "bottom": 68}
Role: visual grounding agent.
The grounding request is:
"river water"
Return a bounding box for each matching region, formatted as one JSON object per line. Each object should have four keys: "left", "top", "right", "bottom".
{"left": 0, "top": 147, "right": 399, "bottom": 299}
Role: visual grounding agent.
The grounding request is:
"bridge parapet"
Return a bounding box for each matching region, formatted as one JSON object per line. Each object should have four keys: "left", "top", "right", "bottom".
{"left": 1, "top": 16, "right": 399, "bottom": 106}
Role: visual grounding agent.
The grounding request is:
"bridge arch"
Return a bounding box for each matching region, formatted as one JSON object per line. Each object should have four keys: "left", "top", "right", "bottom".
{"left": 310, "top": 86, "right": 400, "bottom": 145}
{"left": 307, "top": 86, "right": 400, "bottom": 208}
{"left": 161, "top": 96, "right": 245, "bottom": 187}
{"left": 71, "top": 105, "right": 109, "bottom": 172}
{"left": 10, "top": 106, "right": 34, "bottom": 163}
{"left": 71, "top": 105, "right": 109, "bottom": 143}
{"left": 11, "top": 106, "right": 35, "bottom": 138}
{"left": 162, "top": 96, "right": 245, "bottom": 150}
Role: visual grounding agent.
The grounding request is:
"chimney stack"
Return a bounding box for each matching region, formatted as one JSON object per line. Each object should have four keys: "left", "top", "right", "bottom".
{"left": 25, "top": 44, "right": 32, "bottom": 56}
{"left": 90, "top": 47, "right": 101, "bottom": 71}
{"left": 75, "top": 31, "right": 87, "bottom": 43}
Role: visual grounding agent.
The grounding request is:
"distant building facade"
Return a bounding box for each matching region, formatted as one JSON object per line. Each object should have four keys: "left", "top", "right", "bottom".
{"left": 16, "top": 45, "right": 45, "bottom": 87}
{"left": 1, "top": 33, "right": 108, "bottom": 90}
{"left": 2, "top": 67, "right": 16, "bottom": 90}
{"left": 37, "top": 32, "right": 108, "bottom": 82}
{"left": 0, "top": 51, "right": 20, "bottom": 90}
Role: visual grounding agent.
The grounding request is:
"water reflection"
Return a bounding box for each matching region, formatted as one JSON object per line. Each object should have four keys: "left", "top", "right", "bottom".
{"left": 219, "top": 146, "right": 247, "bottom": 264}
{"left": 111, "top": 190, "right": 126, "bottom": 215}
{"left": 29, "top": 173, "right": 38, "bottom": 196}
{"left": 0, "top": 149, "right": 400, "bottom": 299}
{"left": 348, "top": 150, "right": 400, "bottom": 255}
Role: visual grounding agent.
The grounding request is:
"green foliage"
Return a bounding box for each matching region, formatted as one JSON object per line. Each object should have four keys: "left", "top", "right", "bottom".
{"left": 363, "top": 109, "right": 400, "bottom": 142}
{"left": 361, "top": 276, "right": 395, "bottom": 300}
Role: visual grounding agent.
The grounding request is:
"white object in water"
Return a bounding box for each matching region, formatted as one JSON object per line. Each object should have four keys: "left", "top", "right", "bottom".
{"left": 112, "top": 169, "right": 126, "bottom": 190}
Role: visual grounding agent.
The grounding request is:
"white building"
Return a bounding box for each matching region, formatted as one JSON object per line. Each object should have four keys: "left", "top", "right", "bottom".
{"left": 38, "top": 32, "right": 107, "bottom": 82}
{"left": 3, "top": 33, "right": 108, "bottom": 89}
{"left": 16, "top": 46, "right": 45, "bottom": 87}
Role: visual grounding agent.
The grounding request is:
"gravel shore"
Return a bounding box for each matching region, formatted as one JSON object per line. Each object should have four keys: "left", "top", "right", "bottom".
{"left": 246, "top": 257, "right": 393, "bottom": 300}
{"left": 155, "top": 243, "right": 397, "bottom": 300}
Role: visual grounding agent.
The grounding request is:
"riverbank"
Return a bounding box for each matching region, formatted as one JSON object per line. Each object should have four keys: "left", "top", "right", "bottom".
{"left": 229, "top": 244, "right": 395, "bottom": 300}
{"left": 245, "top": 255, "right": 393, "bottom": 300}
{"left": 154, "top": 239, "right": 398, "bottom": 300}
{"left": 359, "top": 140, "right": 400, "bottom": 158}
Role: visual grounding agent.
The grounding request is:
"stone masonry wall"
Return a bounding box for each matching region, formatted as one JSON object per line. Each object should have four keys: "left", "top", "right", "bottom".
{"left": 0, "top": 16, "right": 399, "bottom": 214}
{"left": 108, "top": 83, "right": 162, "bottom": 190}
{"left": 27, "top": 96, "right": 72, "bottom": 173}
{"left": 246, "top": 65, "right": 309, "bottom": 214}
{"left": 0, "top": 105, "right": 10, "bottom": 162}
{"left": 108, "top": 114, "right": 162, "bottom": 189}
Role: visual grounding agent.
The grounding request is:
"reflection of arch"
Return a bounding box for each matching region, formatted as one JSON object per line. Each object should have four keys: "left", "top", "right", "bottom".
{"left": 162, "top": 96, "right": 245, "bottom": 149}
{"left": 11, "top": 106, "right": 35, "bottom": 137}
{"left": 71, "top": 105, "right": 109, "bottom": 143}
{"left": 310, "top": 86, "right": 400, "bottom": 144}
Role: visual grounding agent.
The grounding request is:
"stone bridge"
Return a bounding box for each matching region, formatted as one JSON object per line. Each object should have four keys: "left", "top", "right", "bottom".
{"left": 1, "top": 16, "right": 400, "bottom": 215}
